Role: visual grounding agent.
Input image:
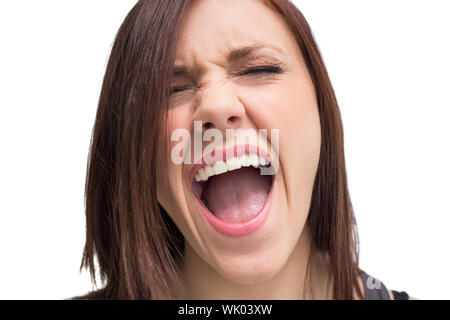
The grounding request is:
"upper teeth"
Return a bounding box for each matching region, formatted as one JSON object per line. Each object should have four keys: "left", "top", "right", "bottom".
{"left": 194, "top": 153, "right": 270, "bottom": 182}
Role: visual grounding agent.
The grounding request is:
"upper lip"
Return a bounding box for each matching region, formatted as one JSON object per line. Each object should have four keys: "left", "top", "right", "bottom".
{"left": 188, "top": 144, "right": 272, "bottom": 184}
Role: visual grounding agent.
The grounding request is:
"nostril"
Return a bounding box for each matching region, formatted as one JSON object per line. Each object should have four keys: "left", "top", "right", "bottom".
{"left": 203, "top": 122, "right": 213, "bottom": 130}
{"left": 227, "top": 116, "right": 239, "bottom": 124}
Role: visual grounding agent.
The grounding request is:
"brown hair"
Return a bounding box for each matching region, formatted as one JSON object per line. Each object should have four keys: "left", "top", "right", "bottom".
{"left": 74, "top": 0, "right": 364, "bottom": 300}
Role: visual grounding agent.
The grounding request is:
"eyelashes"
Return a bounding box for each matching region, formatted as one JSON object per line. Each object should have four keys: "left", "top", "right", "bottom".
{"left": 234, "top": 64, "right": 285, "bottom": 77}
{"left": 169, "top": 85, "right": 194, "bottom": 96}
{"left": 169, "top": 64, "right": 285, "bottom": 96}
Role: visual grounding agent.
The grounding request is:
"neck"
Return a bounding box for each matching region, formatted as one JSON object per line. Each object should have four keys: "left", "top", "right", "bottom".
{"left": 178, "top": 225, "right": 331, "bottom": 299}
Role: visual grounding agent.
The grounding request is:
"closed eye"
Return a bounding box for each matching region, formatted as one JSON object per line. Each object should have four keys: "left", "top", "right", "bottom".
{"left": 169, "top": 85, "right": 193, "bottom": 95}
{"left": 235, "top": 64, "right": 285, "bottom": 77}
{"left": 169, "top": 64, "right": 285, "bottom": 96}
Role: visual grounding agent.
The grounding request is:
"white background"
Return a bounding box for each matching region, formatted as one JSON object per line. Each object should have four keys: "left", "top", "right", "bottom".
{"left": 0, "top": 0, "right": 448, "bottom": 299}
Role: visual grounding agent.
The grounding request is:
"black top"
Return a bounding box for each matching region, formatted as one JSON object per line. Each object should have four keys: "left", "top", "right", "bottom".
{"left": 391, "top": 290, "right": 410, "bottom": 300}
{"left": 361, "top": 270, "right": 410, "bottom": 300}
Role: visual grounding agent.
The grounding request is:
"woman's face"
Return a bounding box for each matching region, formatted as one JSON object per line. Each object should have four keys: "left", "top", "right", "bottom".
{"left": 156, "top": 0, "right": 321, "bottom": 284}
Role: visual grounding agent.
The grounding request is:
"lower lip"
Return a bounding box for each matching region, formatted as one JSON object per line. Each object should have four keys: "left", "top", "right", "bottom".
{"left": 193, "top": 177, "right": 275, "bottom": 237}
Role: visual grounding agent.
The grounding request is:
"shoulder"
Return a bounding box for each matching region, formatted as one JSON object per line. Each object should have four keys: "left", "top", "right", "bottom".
{"left": 358, "top": 269, "right": 416, "bottom": 300}
{"left": 388, "top": 289, "right": 417, "bottom": 300}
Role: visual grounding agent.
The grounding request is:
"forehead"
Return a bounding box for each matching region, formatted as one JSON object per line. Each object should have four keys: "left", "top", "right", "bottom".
{"left": 174, "top": 0, "right": 298, "bottom": 66}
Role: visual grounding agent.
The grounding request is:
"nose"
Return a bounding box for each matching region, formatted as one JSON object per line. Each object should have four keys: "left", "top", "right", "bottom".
{"left": 193, "top": 76, "right": 245, "bottom": 132}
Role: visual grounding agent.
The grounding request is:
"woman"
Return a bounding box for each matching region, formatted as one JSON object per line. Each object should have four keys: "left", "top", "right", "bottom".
{"left": 74, "top": 0, "right": 413, "bottom": 300}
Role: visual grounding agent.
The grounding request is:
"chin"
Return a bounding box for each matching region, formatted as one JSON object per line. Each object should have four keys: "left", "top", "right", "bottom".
{"left": 213, "top": 241, "right": 290, "bottom": 285}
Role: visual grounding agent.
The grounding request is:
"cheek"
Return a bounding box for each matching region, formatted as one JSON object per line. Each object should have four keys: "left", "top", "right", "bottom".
{"left": 239, "top": 76, "right": 320, "bottom": 157}
{"left": 240, "top": 75, "right": 321, "bottom": 210}
{"left": 156, "top": 107, "right": 192, "bottom": 216}
{"left": 280, "top": 77, "right": 321, "bottom": 164}
{"left": 279, "top": 77, "right": 321, "bottom": 208}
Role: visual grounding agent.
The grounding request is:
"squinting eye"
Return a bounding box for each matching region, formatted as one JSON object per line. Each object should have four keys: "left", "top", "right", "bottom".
{"left": 169, "top": 64, "right": 285, "bottom": 96}
{"left": 169, "top": 85, "right": 193, "bottom": 96}
{"left": 236, "top": 65, "right": 284, "bottom": 76}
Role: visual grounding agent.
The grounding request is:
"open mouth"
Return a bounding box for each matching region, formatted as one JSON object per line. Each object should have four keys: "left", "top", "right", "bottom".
{"left": 191, "top": 151, "right": 275, "bottom": 224}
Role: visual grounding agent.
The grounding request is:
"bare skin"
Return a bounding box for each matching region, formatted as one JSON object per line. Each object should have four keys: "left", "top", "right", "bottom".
{"left": 156, "top": 0, "right": 322, "bottom": 300}
{"left": 156, "top": 0, "right": 412, "bottom": 300}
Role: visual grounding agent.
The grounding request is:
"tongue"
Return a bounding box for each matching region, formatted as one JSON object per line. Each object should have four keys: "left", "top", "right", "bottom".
{"left": 203, "top": 166, "right": 272, "bottom": 223}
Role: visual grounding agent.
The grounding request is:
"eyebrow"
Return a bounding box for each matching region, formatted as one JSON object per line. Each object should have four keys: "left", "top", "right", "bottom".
{"left": 172, "top": 43, "right": 286, "bottom": 77}
{"left": 227, "top": 43, "right": 286, "bottom": 63}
